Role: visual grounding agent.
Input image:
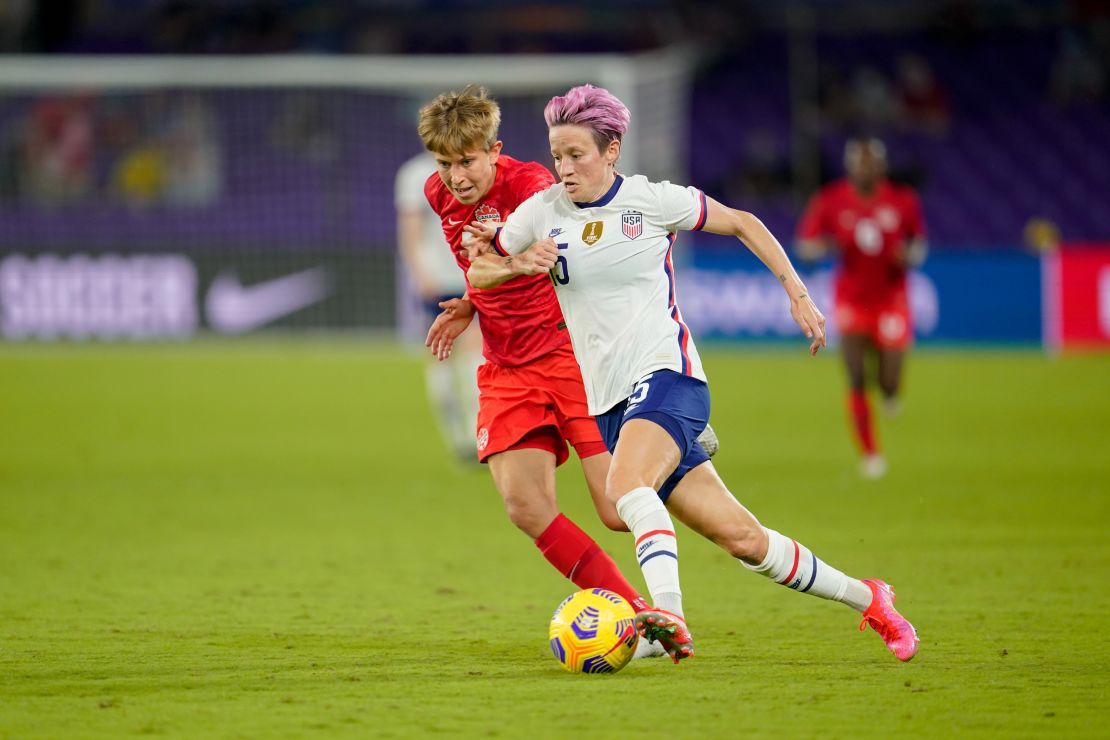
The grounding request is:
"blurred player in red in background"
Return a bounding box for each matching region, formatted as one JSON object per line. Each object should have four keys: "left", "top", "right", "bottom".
{"left": 797, "top": 138, "right": 927, "bottom": 479}
{"left": 418, "top": 86, "right": 688, "bottom": 659}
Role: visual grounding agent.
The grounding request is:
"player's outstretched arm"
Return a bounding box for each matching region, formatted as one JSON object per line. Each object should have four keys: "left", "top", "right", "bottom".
{"left": 466, "top": 237, "right": 560, "bottom": 289}
{"left": 701, "top": 197, "right": 827, "bottom": 355}
{"left": 467, "top": 253, "right": 520, "bottom": 289}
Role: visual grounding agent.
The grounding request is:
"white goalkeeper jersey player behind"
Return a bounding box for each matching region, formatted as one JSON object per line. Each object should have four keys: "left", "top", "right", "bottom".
{"left": 394, "top": 151, "right": 481, "bottom": 462}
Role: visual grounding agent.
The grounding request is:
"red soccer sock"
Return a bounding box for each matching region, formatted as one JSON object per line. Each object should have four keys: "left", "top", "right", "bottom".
{"left": 535, "top": 513, "right": 649, "bottom": 612}
{"left": 848, "top": 389, "right": 878, "bottom": 455}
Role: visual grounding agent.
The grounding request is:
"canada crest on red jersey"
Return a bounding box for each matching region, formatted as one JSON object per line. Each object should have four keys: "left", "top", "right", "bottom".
{"left": 475, "top": 203, "right": 502, "bottom": 222}
{"left": 622, "top": 211, "right": 643, "bottom": 240}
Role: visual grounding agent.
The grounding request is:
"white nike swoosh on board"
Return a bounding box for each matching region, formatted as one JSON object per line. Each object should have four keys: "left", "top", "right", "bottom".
{"left": 205, "top": 267, "right": 331, "bottom": 334}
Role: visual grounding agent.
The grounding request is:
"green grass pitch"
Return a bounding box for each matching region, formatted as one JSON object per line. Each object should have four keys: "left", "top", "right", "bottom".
{"left": 1, "top": 341, "right": 1107, "bottom": 738}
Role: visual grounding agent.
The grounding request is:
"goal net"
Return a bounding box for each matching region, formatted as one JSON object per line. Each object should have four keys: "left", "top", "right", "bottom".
{"left": 0, "top": 50, "right": 695, "bottom": 341}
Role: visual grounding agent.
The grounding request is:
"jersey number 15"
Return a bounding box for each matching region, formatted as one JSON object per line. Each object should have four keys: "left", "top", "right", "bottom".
{"left": 550, "top": 242, "right": 570, "bottom": 286}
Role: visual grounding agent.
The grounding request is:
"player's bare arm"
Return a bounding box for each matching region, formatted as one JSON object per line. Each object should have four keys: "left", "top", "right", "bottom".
{"left": 466, "top": 254, "right": 518, "bottom": 290}
{"left": 702, "top": 197, "right": 827, "bottom": 355}
{"left": 466, "top": 240, "right": 559, "bottom": 289}
{"left": 466, "top": 231, "right": 560, "bottom": 289}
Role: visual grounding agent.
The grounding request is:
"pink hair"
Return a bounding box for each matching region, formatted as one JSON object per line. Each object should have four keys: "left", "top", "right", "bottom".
{"left": 544, "top": 84, "right": 630, "bottom": 153}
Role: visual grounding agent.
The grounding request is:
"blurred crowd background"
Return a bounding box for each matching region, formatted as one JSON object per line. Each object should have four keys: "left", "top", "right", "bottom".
{"left": 0, "top": 0, "right": 1106, "bottom": 342}
{"left": 1, "top": 1, "right": 1107, "bottom": 242}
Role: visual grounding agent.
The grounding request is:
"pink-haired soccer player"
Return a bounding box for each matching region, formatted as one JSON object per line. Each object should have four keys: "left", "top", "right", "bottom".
{"left": 464, "top": 84, "right": 919, "bottom": 664}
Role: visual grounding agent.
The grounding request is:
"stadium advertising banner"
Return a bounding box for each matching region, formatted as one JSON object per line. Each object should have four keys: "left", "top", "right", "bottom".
{"left": 1042, "top": 244, "right": 1110, "bottom": 351}
{"left": 1, "top": 247, "right": 1051, "bottom": 345}
{"left": 678, "top": 249, "right": 1042, "bottom": 345}
{"left": 0, "top": 251, "right": 395, "bottom": 340}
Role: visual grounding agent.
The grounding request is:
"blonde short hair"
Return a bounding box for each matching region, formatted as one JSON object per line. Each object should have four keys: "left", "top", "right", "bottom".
{"left": 417, "top": 85, "right": 501, "bottom": 156}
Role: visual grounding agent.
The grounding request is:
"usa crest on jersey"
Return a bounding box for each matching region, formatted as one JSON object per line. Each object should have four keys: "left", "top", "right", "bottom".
{"left": 622, "top": 211, "right": 643, "bottom": 240}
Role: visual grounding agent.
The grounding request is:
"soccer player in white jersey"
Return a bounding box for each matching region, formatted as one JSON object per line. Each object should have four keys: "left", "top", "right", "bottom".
{"left": 464, "top": 84, "right": 919, "bottom": 664}
{"left": 395, "top": 151, "right": 481, "bottom": 462}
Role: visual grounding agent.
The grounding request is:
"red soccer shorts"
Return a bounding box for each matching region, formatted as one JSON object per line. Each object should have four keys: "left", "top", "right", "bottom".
{"left": 474, "top": 343, "right": 607, "bottom": 465}
{"left": 835, "top": 296, "right": 913, "bottom": 351}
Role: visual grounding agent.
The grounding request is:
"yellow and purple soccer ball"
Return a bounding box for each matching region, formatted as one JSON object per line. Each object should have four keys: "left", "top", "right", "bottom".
{"left": 548, "top": 588, "right": 637, "bottom": 674}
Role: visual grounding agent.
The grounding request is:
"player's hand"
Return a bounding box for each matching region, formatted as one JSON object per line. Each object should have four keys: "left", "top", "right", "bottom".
{"left": 515, "top": 238, "right": 559, "bottom": 275}
{"left": 462, "top": 222, "right": 498, "bottom": 262}
{"left": 790, "top": 292, "right": 827, "bottom": 356}
{"left": 425, "top": 297, "right": 475, "bottom": 361}
{"left": 892, "top": 239, "right": 927, "bottom": 268}
{"left": 437, "top": 295, "right": 475, "bottom": 319}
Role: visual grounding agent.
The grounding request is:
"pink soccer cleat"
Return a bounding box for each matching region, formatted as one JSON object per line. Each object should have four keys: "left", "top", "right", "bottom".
{"left": 635, "top": 609, "right": 694, "bottom": 664}
{"left": 859, "top": 579, "right": 919, "bottom": 661}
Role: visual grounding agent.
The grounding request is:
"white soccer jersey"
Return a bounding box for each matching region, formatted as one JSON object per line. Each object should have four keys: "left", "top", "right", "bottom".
{"left": 394, "top": 153, "right": 466, "bottom": 295}
{"left": 493, "top": 174, "right": 708, "bottom": 414}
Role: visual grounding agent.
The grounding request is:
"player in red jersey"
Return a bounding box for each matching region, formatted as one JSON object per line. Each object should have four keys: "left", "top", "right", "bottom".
{"left": 415, "top": 86, "right": 667, "bottom": 658}
{"left": 797, "top": 138, "right": 927, "bottom": 478}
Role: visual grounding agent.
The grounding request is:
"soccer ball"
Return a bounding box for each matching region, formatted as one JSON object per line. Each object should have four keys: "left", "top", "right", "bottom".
{"left": 548, "top": 588, "right": 637, "bottom": 674}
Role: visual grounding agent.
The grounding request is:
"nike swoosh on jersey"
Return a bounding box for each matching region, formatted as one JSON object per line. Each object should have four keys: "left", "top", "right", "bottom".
{"left": 448, "top": 218, "right": 462, "bottom": 225}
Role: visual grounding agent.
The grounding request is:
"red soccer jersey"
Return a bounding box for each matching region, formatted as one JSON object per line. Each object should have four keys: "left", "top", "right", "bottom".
{"left": 798, "top": 179, "right": 926, "bottom": 306}
{"left": 424, "top": 155, "right": 563, "bottom": 367}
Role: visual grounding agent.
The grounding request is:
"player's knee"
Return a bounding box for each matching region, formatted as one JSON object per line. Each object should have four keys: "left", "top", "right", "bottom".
{"left": 504, "top": 505, "right": 552, "bottom": 539}
{"left": 602, "top": 472, "right": 621, "bottom": 504}
{"left": 596, "top": 506, "right": 628, "bottom": 532}
{"left": 604, "top": 470, "right": 656, "bottom": 505}
{"left": 602, "top": 480, "right": 640, "bottom": 508}
{"left": 501, "top": 490, "right": 557, "bottom": 539}
{"left": 718, "top": 520, "right": 766, "bottom": 561}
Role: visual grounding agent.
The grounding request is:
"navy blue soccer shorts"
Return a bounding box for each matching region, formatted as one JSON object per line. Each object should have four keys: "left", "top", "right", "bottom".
{"left": 594, "top": 369, "right": 711, "bottom": 502}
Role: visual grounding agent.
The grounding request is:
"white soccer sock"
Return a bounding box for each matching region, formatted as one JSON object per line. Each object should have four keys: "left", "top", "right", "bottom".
{"left": 744, "top": 527, "right": 872, "bottom": 612}
{"left": 615, "top": 487, "right": 684, "bottom": 618}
